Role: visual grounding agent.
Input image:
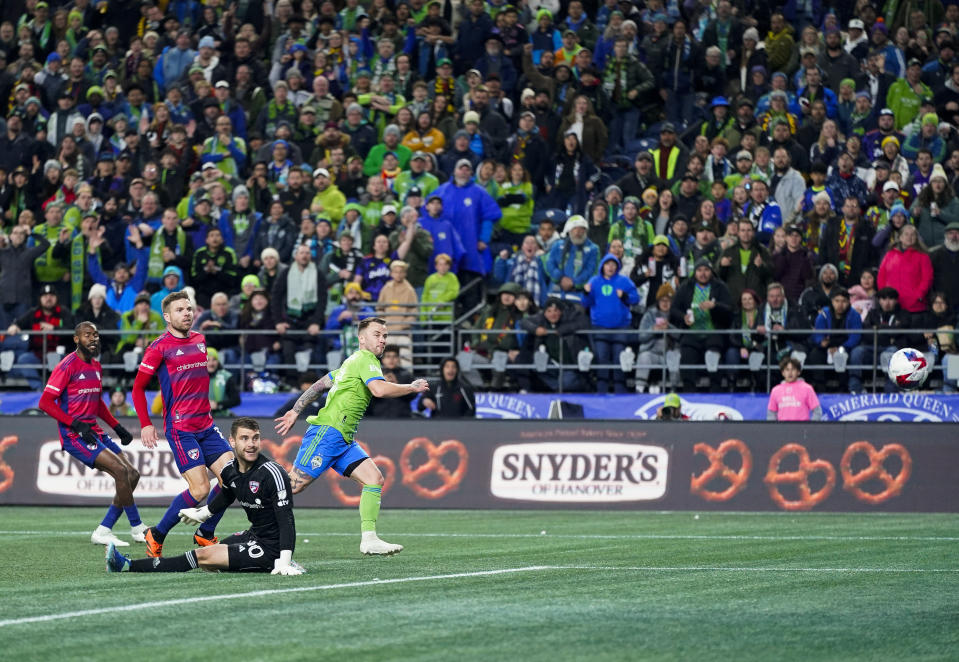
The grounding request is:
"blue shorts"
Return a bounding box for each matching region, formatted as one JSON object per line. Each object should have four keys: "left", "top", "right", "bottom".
{"left": 167, "top": 424, "right": 232, "bottom": 473}
{"left": 293, "top": 424, "right": 369, "bottom": 479}
{"left": 62, "top": 432, "right": 122, "bottom": 469}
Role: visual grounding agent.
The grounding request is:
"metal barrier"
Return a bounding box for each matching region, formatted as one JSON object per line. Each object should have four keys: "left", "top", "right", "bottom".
{"left": 0, "top": 300, "right": 455, "bottom": 387}
{"left": 453, "top": 326, "right": 952, "bottom": 393}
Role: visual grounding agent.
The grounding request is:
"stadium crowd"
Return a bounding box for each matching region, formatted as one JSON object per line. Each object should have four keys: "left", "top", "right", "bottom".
{"left": 1, "top": 0, "right": 958, "bottom": 396}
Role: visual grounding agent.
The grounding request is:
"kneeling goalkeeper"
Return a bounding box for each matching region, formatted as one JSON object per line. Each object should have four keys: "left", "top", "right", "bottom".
{"left": 106, "top": 417, "right": 302, "bottom": 575}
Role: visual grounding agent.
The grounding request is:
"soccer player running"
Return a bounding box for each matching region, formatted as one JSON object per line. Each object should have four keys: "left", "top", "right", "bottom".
{"left": 132, "top": 291, "right": 234, "bottom": 556}
{"left": 275, "top": 316, "right": 429, "bottom": 555}
{"left": 38, "top": 322, "right": 143, "bottom": 547}
{"left": 107, "top": 417, "right": 302, "bottom": 574}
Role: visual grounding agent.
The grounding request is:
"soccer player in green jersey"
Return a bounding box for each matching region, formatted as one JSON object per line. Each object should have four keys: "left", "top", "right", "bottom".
{"left": 275, "top": 316, "right": 429, "bottom": 555}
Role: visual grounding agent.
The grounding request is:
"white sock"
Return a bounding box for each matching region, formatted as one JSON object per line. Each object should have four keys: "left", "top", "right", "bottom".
{"left": 362, "top": 531, "right": 379, "bottom": 541}
{"left": 95, "top": 525, "right": 111, "bottom": 535}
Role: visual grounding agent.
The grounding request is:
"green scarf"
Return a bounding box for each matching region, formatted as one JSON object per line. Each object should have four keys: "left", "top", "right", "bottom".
{"left": 70, "top": 234, "right": 87, "bottom": 311}
{"left": 691, "top": 283, "right": 714, "bottom": 330}
{"left": 209, "top": 368, "right": 232, "bottom": 405}
{"left": 148, "top": 226, "right": 187, "bottom": 281}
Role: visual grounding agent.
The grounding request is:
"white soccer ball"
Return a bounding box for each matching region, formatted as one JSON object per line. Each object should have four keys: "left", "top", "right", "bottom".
{"left": 887, "top": 348, "right": 931, "bottom": 390}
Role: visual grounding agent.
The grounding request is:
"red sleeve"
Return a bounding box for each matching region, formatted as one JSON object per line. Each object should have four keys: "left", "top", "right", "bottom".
{"left": 97, "top": 398, "right": 119, "bottom": 429}
{"left": 132, "top": 368, "right": 154, "bottom": 429}
{"left": 38, "top": 389, "right": 75, "bottom": 427}
{"left": 132, "top": 344, "right": 162, "bottom": 429}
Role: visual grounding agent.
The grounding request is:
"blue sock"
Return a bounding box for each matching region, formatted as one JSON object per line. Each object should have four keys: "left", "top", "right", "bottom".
{"left": 100, "top": 505, "right": 122, "bottom": 529}
{"left": 198, "top": 485, "right": 225, "bottom": 538}
{"left": 124, "top": 505, "right": 142, "bottom": 527}
{"left": 156, "top": 489, "right": 200, "bottom": 535}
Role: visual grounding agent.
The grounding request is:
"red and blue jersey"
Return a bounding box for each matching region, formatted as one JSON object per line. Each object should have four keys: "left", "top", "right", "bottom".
{"left": 43, "top": 352, "right": 106, "bottom": 444}
{"left": 137, "top": 331, "right": 213, "bottom": 434}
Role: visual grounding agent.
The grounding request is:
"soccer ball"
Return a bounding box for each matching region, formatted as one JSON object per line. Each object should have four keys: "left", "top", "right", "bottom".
{"left": 887, "top": 348, "right": 931, "bottom": 390}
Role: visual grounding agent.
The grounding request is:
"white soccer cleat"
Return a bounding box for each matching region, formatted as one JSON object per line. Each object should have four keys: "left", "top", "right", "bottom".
{"left": 130, "top": 524, "right": 148, "bottom": 543}
{"left": 360, "top": 535, "right": 403, "bottom": 556}
{"left": 91, "top": 525, "right": 130, "bottom": 547}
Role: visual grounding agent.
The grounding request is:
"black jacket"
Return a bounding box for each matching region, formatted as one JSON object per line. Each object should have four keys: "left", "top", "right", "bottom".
{"left": 0, "top": 233, "right": 50, "bottom": 305}
{"left": 419, "top": 377, "right": 476, "bottom": 418}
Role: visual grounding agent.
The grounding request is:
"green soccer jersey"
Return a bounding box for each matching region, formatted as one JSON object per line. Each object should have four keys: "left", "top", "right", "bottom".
{"left": 306, "top": 348, "right": 384, "bottom": 443}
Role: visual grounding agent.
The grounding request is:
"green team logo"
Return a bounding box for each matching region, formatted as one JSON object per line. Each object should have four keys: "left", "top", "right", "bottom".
{"left": 601, "top": 284, "right": 613, "bottom": 296}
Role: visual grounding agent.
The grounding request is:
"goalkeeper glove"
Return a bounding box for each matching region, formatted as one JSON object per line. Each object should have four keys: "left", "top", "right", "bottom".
{"left": 178, "top": 505, "right": 212, "bottom": 527}
{"left": 113, "top": 424, "right": 134, "bottom": 446}
{"left": 271, "top": 550, "right": 303, "bottom": 576}
{"left": 71, "top": 420, "right": 98, "bottom": 445}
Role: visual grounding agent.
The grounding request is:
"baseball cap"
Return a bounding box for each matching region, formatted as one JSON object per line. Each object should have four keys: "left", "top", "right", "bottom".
{"left": 652, "top": 234, "right": 670, "bottom": 246}
{"left": 455, "top": 158, "right": 473, "bottom": 170}
{"left": 736, "top": 150, "right": 753, "bottom": 161}
{"left": 406, "top": 186, "right": 423, "bottom": 199}
{"left": 660, "top": 122, "right": 676, "bottom": 133}
{"left": 313, "top": 167, "right": 330, "bottom": 178}
{"left": 564, "top": 215, "right": 588, "bottom": 234}
{"left": 199, "top": 35, "right": 216, "bottom": 49}
{"left": 214, "top": 80, "right": 229, "bottom": 89}
{"left": 463, "top": 111, "right": 480, "bottom": 125}
{"left": 382, "top": 204, "right": 397, "bottom": 216}
{"left": 879, "top": 107, "right": 895, "bottom": 117}
{"left": 40, "top": 284, "right": 57, "bottom": 296}
{"left": 883, "top": 181, "right": 900, "bottom": 192}
{"left": 201, "top": 161, "right": 218, "bottom": 170}
{"left": 411, "top": 151, "right": 428, "bottom": 161}
{"left": 664, "top": 393, "right": 681, "bottom": 408}
{"left": 785, "top": 225, "right": 803, "bottom": 235}
{"left": 848, "top": 19, "right": 865, "bottom": 30}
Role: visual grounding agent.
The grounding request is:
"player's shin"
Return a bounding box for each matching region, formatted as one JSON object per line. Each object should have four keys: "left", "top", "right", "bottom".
{"left": 129, "top": 550, "right": 199, "bottom": 572}
{"left": 156, "top": 489, "right": 201, "bottom": 537}
{"left": 100, "top": 504, "right": 122, "bottom": 530}
{"left": 359, "top": 485, "right": 382, "bottom": 533}
{"left": 197, "top": 485, "right": 225, "bottom": 541}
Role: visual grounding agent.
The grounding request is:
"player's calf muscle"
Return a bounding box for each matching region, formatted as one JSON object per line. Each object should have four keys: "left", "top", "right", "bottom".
{"left": 290, "top": 469, "right": 312, "bottom": 493}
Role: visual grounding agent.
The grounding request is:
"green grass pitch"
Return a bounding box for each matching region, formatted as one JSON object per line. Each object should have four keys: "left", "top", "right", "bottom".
{"left": 1, "top": 507, "right": 957, "bottom": 661}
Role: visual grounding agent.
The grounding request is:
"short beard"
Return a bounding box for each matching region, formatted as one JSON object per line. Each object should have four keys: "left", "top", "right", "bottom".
{"left": 569, "top": 233, "right": 586, "bottom": 246}
{"left": 946, "top": 237, "right": 959, "bottom": 252}
{"left": 454, "top": 175, "right": 470, "bottom": 186}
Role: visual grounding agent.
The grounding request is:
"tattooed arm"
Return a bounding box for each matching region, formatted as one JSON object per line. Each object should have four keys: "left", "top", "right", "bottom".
{"left": 274, "top": 373, "right": 334, "bottom": 435}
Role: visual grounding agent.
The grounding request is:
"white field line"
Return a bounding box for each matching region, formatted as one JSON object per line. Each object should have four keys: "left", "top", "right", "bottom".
{"left": 3, "top": 563, "right": 959, "bottom": 629}
{"left": 0, "top": 566, "right": 552, "bottom": 628}
{"left": 2, "top": 530, "right": 958, "bottom": 542}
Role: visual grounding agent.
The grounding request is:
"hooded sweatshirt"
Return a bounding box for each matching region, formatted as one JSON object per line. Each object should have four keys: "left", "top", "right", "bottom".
{"left": 584, "top": 253, "right": 639, "bottom": 328}
{"left": 149, "top": 265, "right": 184, "bottom": 313}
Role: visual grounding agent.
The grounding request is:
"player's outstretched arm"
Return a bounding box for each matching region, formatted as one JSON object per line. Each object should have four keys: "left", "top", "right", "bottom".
{"left": 131, "top": 368, "right": 159, "bottom": 448}
{"left": 368, "top": 378, "right": 430, "bottom": 399}
{"left": 274, "top": 373, "right": 334, "bottom": 435}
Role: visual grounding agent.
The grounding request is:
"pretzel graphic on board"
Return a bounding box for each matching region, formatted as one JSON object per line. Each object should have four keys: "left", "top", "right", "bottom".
{"left": 764, "top": 443, "right": 836, "bottom": 511}
{"left": 0, "top": 435, "right": 17, "bottom": 493}
{"left": 400, "top": 437, "right": 468, "bottom": 499}
{"left": 690, "top": 439, "right": 753, "bottom": 502}
{"left": 841, "top": 441, "right": 912, "bottom": 505}
{"left": 260, "top": 436, "right": 302, "bottom": 473}
{"left": 326, "top": 440, "right": 396, "bottom": 506}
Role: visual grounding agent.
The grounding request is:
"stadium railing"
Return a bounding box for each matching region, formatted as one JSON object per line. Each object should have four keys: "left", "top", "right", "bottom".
{"left": 454, "top": 327, "right": 954, "bottom": 393}
{"left": 0, "top": 301, "right": 456, "bottom": 388}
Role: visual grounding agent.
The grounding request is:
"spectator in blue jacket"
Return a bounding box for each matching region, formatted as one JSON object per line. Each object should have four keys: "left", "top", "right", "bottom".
{"left": 545, "top": 215, "right": 599, "bottom": 303}
{"left": 433, "top": 159, "right": 502, "bottom": 277}
{"left": 86, "top": 232, "right": 148, "bottom": 314}
{"left": 324, "top": 282, "right": 376, "bottom": 351}
{"left": 584, "top": 252, "right": 640, "bottom": 393}
{"left": 808, "top": 287, "right": 863, "bottom": 390}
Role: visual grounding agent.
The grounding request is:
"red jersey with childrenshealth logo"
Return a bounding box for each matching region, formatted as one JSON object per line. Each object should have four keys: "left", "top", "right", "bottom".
{"left": 134, "top": 331, "right": 213, "bottom": 433}
{"left": 41, "top": 352, "right": 117, "bottom": 442}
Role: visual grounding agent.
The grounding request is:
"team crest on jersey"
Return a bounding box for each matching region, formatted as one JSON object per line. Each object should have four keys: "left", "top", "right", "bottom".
{"left": 249, "top": 481, "right": 260, "bottom": 494}
{"left": 197, "top": 343, "right": 205, "bottom": 353}
{"left": 311, "top": 455, "right": 323, "bottom": 470}
{"left": 188, "top": 448, "right": 200, "bottom": 460}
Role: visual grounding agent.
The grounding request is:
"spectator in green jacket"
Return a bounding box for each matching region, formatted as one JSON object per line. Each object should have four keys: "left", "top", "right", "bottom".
{"left": 117, "top": 292, "right": 165, "bottom": 353}
{"left": 421, "top": 253, "right": 460, "bottom": 322}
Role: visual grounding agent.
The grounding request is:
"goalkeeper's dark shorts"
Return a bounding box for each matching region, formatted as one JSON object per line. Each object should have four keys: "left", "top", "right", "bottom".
{"left": 222, "top": 531, "right": 280, "bottom": 572}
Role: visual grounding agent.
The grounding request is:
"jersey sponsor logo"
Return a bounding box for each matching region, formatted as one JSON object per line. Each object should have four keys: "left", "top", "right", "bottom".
{"left": 176, "top": 360, "right": 208, "bottom": 372}
{"left": 490, "top": 442, "right": 669, "bottom": 503}
{"left": 249, "top": 480, "right": 260, "bottom": 494}
{"left": 77, "top": 387, "right": 101, "bottom": 396}
{"left": 310, "top": 454, "right": 323, "bottom": 470}
{"left": 277, "top": 489, "right": 287, "bottom": 500}
{"left": 188, "top": 448, "right": 200, "bottom": 461}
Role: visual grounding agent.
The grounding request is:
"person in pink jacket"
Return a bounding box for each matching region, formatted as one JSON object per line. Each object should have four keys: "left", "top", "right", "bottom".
{"left": 877, "top": 224, "right": 933, "bottom": 314}
{"left": 767, "top": 357, "right": 822, "bottom": 421}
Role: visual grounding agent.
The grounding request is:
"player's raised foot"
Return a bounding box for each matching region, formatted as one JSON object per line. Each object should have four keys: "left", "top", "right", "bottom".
{"left": 193, "top": 530, "right": 219, "bottom": 547}
{"left": 130, "top": 523, "right": 148, "bottom": 543}
{"left": 144, "top": 527, "right": 164, "bottom": 558}
{"left": 105, "top": 542, "right": 131, "bottom": 573}
{"left": 360, "top": 533, "right": 403, "bottom": 556}
{"left": 91, "top": 525, "right": 130, "bottom": 547}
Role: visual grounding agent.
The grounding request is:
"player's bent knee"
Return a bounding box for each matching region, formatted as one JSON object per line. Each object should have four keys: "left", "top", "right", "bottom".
{"left": 195, "top": 544, "right": 229, "bottom": 570}
{"left": 127, "top": 467, "right": 140, "bottom": 488}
